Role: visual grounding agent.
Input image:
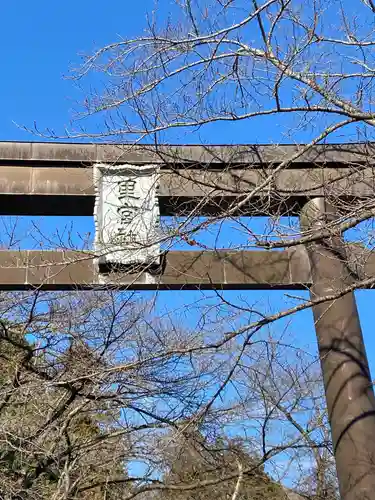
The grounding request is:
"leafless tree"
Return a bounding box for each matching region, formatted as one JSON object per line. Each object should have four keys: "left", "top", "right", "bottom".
{"left": 59, "top": 0, "right": 375, "bottom": 300}
{"left": 0, "top": 284, "right": 334, "bottom": 499}
{"left": 17, "top": 0, "right": 375, "bottom": 498}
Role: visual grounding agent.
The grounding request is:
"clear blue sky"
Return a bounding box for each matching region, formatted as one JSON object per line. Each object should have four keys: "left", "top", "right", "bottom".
{"left": 0, "top": 1, "right": 157, "bottom": 141}
{"left": 1, "top": 0, "right": 374, "bottom": 448}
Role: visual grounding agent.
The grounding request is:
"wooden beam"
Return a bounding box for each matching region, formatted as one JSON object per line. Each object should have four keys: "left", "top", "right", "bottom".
{"left": 0, "top": 141, "right": 374, "bottom": 165}
{"left": 0, "top": 249, "right": 314, "bottom": 290}
{"left": 0, "top": 163, "right": 373, "bottom": 215}
{"left": 0, "top": 246, "right": 372, "bottom": 291}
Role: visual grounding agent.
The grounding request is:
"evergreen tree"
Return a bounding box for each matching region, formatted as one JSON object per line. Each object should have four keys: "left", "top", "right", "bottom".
{"left": 161, "top": 423, "right": 288, "bottom": 500}
{"left": 0, "top": 324, "right": 127, "bottom": 499}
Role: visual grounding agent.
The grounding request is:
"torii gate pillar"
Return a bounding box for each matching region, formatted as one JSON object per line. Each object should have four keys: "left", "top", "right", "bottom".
{"left": 301, "top": 199, "right": 375, "bottom": 500}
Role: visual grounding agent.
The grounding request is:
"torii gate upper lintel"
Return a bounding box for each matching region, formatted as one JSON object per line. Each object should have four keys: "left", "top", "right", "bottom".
{"left": 0, "top": 141, "right": 373, "bottom": 500}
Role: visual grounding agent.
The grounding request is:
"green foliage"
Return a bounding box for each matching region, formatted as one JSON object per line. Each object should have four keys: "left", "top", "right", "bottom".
{"left": 162, "top": 426, "right": 287, "bottom": 500}
{"left": 0, "top": 325, "right": 126, "bottom": 499}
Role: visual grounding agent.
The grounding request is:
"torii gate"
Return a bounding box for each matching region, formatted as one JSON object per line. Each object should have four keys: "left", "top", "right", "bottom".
{"left": 0, "top": 140, "right": 374, "bottom": 500}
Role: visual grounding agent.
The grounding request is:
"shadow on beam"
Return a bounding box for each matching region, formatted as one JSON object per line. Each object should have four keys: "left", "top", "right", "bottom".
{"left": 0, "top": 249, "right": 313, "bottom": 291}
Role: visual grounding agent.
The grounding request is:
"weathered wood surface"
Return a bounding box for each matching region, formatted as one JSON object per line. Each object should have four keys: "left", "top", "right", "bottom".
{"left": 0, "top": 142, "right": 373, "bottom": 215}
{"left": 0, "top": 246, "right": 370, "bottom": 291}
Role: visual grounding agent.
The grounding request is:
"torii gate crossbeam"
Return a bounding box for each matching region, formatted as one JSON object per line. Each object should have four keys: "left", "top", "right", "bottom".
{"left": 0, "top": 141, "right": 374, "bottom": 500}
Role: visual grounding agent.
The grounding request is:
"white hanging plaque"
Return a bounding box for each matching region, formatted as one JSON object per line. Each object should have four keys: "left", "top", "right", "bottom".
{"left": 94, "top": 164, "right": 160, "bottom": 268}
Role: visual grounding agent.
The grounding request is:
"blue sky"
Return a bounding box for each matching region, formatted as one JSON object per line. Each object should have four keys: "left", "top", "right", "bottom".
{"left": 0, "top": 1, "right": 155, "bottom": 141}
{"left": 0, "top": 0, "right": 373, "bottom": 362}
{"left": 1, "top": 2, "right": 375, "bottom": 484}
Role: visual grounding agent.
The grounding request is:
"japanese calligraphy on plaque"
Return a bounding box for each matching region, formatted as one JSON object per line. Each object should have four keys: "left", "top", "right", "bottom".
{"left": 94, "top": 164, "right": 160, "bottom": 268}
